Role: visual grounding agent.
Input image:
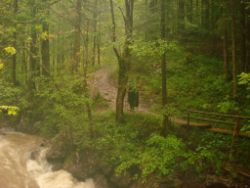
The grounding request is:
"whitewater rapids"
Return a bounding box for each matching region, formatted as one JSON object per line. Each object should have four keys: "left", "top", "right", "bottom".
{"left": 0, "top": 130, "right": 95, "bottom": 188}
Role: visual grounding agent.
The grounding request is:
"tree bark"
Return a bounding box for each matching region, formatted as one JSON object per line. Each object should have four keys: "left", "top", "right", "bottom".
{"left": 223, "top": 26, "right": 230, "bottom": 81}
{"left": 230, "top": 0, "right": 238, "bottom": 98}
{"left": 12, "top": 0, "right": 18, "bottom": 85}
{"left": 178, "top": 0, "right": 185, "bottom": 33}
{"left": 29, "top": 5, "right": 39, "bottom": 88}
{"left": 72, "top": 0, "right": 82, "bottom": 73}
{"left": 240, "top": 1, "right": 247, "bottom": 73}
{"left": 109, "top": 0, "right": 134, "bottom": 123}
{"left": 161, "top": 0, "right": 168, "bottom": 135}
{"left": 92, "top": 0, "right": 98, "bottom": 66}
{"left": 41, "top": 19, "right": 50, "bottom": 76}
{"left": 187, "top": 0, "right": 193, "bottom": 23}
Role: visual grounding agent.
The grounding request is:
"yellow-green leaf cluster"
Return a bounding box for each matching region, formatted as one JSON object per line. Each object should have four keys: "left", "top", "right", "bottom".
{"left": 4, "top": 46, "right": 17, "bottom": 56}
{"left": 0, "top": 106, "right": 19, "bottom": 116}
{"left": 0, "top": 59, "right": 3, "bottom": 70}
{"left": 41, "top": 31, "right": 49, "bottom": 41}
{"left": 0, "top": 64, "right": 3, "bottom": 71}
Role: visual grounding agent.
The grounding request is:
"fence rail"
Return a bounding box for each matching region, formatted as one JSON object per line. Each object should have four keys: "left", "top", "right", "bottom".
{"left": 183, "top": 109, "right": 250, "bottom": 165}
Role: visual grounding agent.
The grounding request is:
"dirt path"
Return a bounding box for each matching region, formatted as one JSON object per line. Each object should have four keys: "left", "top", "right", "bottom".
{"left": 88, "top": 66, "right": 117, "bottom": 110}
{"left": 88, "top": 67, "right": 211, "bottom": 128}
{"left": 88, "top": 66, "right": 150, "bottom": 112}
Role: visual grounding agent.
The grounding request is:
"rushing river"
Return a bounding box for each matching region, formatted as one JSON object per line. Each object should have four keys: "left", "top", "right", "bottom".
{"left": 0, "top": 129, "right": 95, "bottom": 188}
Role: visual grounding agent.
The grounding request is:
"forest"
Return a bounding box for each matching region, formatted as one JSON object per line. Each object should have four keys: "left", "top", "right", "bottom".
{"left": 0, "top": 0, "right": 250, "bottom": 188}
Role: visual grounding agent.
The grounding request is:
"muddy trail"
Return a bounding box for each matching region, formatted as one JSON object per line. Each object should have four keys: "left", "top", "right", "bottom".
{"left": 88, "top": 67, "right": 243, "bottom": 130}
{"left": 88, "top": 66, "right": 151, "bottom": 113}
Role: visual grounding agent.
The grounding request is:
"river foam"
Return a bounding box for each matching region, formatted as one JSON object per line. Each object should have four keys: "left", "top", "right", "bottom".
{"left": 27, "top": 148, "right": 95, "bottom": 188}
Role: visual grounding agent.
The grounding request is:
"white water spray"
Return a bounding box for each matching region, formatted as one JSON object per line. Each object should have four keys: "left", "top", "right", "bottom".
{"left": 27, "top": 148, "right": 95, "bottom": 188}
{"left": 0, "top": 130, "right": 95, "bottom": 188}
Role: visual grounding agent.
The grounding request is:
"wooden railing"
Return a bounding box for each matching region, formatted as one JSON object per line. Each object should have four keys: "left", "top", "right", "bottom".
{"left": 186, "top": 109, "right": 250, "bottom": 162}
{"left": 186, "top": 109, "right": 250, "bottom": 138}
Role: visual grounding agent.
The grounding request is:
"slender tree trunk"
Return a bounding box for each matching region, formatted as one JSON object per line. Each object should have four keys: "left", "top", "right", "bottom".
{"left": 97, "top": 36, "right": 101, "bottom": 65}
{"left": 178, "top": 0, "right": 185, "bottom": 33}
{"left": 97, "top": 21, "right": 101, "bottom": 65}
{"left": 247, "top": 7, "right": 250, "bottom": 72}
{"left": 12, "top": 0, "right": 18, "bottom": 85}
{"left": 82, "top": 18, "right": 93, "bottom": 137}
{"left": 41, "top": 19, "right": 50, "bottom": 76}
{"left": 30, "top": 5, "right": 39, "bottom": 88}
{"left": 92, "top": 0, "right": 98, "bottom": 66}
{"left": 223, "top": 27, "right": 230, "bottom": 81}
{"left": 116, "top": 62, "right": 128, "bottom": 122}
{"left": 21, "top": 41, "right": 27, "bottom": 84}
{"left": 161, "top": 0, "right": 168, "bottom": 135}
{"left": 202, "top": 0, "right": 210, "bottom": 29}
{"left": 240, "top": 1, "right": 247, "bottom": 72}
{"left": 230, "top": 0, "right": 238, "bottom": 98}
{"left": 187, "top": 0, "right": 193, "bottom": 23}
{"left": 83, "top": 22, "right": 89, "bottom": 76}
{"left": 73, "top": 0, "right": 82, "bottom": 73}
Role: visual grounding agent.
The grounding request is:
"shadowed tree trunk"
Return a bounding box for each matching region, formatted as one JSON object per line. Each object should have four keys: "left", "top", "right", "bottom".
{"left": 72, "top": 0, "right": 82, "bottom": 73}
{"left": 240, "top": 1, "right": 247, "bottom": 73}
{"left": 178, "top": 0, "right": 185, "bottom": 33}
{"left": 160, "top": 0, "right": 168, "bottom": 135}
{"left": 29, "top": 4, "right": 39, "bottom": 88}
{"left": 109, "top": 0, "right": 134, "bottom": 123}
{"left": 41, "top": 17, "right": 50, "bottom": 76}
{"left": 92, "top": 0, "right": 98, "bottom": 66}
{"left": 12, "top": 0, "right": 18, "bottom": 85}
{"left": 230, "top": 0, "right": 238, "bottom": 98}
{"left": 223, "top": 26, "right": 230, "bottom": 81}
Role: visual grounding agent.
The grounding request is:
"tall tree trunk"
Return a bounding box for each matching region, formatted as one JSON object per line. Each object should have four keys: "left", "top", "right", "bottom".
{"left": 21, "top": 41, "right": 27, "bottom": 84}
{"left": 187, "top": 0, "right": 193, "bottom": 23}
{"left": 202, "top": 0, "right": 210, "bottom": 29}
{"left": 29, "top": 5, "right": 39, "bottom": 88}
{"left": 223, "top": 26, "right": 230, "bottom": 81}
{"left": 73, "top": 0, "right": 82, "bottom": 73}
{"left": 240, "top": 1, "right": 247, "bottom": 72}
{"left": 82, "top": 18, "right": 93, "bottom": 137}
{"left": 109, "top": 0, "right": 134, "bottom": 122}
{"left": 12, "top": 0, "right": 18, "bottom": 85}
{"left": 92, "top": 0, "right": 98, "bottom": 66}
{"left": 230, "top": 0, "right": 238, "bottom": 98}
{"left": 97, "top": 30, "right": 101, "bottom": 65}
{"left": 247, "top": 5, "right": 250, "bottom": 72}
{"left": 178, "top": 0, "right": 185, "bottom": 33}
{"left": 41, "top": 19, "right": 50, "bottom": 76}
{"left": 161, "top": 0, "right": 168, "bottom": 135}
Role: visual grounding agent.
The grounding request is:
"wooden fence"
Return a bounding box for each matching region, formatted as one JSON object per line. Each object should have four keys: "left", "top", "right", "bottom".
{"left": 186, "top": 109, "right": 250, "bottom": 138}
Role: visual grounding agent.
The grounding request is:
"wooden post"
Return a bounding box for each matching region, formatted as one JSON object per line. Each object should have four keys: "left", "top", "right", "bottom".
{"left": 230, "top": 117, "right": 241, "bottom": 162}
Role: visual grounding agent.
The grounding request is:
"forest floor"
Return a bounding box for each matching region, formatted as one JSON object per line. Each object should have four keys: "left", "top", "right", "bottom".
{"left": 88, "top": 65, "right": 150, "bottom": 113}
{"left": 88, "top": 65, "right": 207, "bottom": 128}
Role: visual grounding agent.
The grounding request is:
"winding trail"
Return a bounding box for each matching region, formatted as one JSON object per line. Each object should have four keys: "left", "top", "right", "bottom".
{"left": 89, "top": 67, "right": 117, "bottom": 110}
{"left": 88, "top": 66, "right": 211, "bottom": 128}
{"left": 88, "top": 66, "right": 151, "bottom": 112}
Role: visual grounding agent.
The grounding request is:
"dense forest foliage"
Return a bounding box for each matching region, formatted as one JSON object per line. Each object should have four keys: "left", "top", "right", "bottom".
{"left": 1, "top": 0, "right": 250, "bottom": 187}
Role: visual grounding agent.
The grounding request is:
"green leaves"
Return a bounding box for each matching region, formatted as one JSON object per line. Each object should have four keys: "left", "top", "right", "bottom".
{"left": 238, "top": 72, "right": 250, "bottom": 87}
{"left": 108, "top": 131, "right": 186, "bottom": 179}
{"left": 139, "top": 134, "right": 184, "bottom": 177}
{"left": 4, "top": 46, "right": 17, "bottom": 55}
{"left": 0, "top": 105, "right": 19, "bottom": 116}
{"left": 130, "top": 40, "right": 178, "bottom": 57}
{"left": 40, "top": 31, "right": 49, "bottom": 40}
{"left": 238, "top": 72, "right": 250, "bottom": 99}
{"left": 0, "top": 61, "right": 3, "bottom": 71}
